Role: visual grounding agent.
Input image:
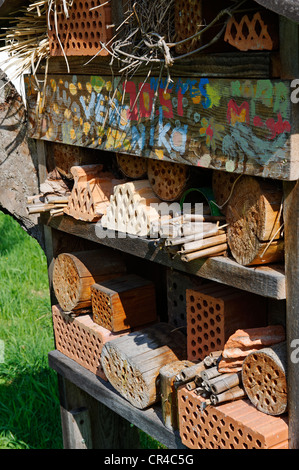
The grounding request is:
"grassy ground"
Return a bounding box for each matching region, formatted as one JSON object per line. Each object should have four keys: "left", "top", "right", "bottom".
{"left": 0, "top": 211, "right": 164, "bottom": 449}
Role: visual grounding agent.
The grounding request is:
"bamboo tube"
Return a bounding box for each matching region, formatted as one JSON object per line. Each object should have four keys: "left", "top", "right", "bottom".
{"left": 165, "top": 226, "right": 226, "bottom": 247}
{"left": 210, "top": 372, "right": 242, "bottom": 395}
{"left": 203, "top": 350, "right": 223, "bottom": 367}
{"left": 210, "top": 386, "right": 246, "bottom": 405}
{"left": 175, "top": 361, "right": 206, "bottom": 382}
{"left": 183, "top": 214, "right": 226, "bottom": 223}
{"left": 200, "top": 366, "right": 222, "bottom": 381}
{"left": 186, "top": 380, "right": 197, "bottom": 391}
{"left": 180, "top": 243, "right": 228, "bottom": 262}
{"left": 181, "top": 233, "right": 227, "bottom": 254}
{"left": 27, "top": 203, "right": 66, "bottom": 214}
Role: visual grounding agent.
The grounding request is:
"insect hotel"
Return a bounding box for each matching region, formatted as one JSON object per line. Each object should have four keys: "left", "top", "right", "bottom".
{"left": 1, "top": 0, "right": 299, "bottom": 449}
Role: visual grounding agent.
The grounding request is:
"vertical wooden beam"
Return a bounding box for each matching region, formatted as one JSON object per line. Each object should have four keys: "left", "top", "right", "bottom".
{"left": 58, "top": 375, "right": 140, "bottom": 449}
{"left": 283, "top": 180, "right": 299, "bottom": 449}
{"left": 280, "top": 15, "right": 299, "bottom": 449}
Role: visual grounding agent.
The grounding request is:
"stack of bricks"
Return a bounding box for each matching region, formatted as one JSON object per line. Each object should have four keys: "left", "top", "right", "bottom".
{"left": 186, "top": 282, "right": 268, "bottom": 362}
{"left": 178, "top": 386, "right": 288, "bottom": 449}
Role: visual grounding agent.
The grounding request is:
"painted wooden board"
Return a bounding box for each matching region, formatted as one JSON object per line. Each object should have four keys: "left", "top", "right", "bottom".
{"left": 25, "top": 73, "right": 299, "bottom": 180}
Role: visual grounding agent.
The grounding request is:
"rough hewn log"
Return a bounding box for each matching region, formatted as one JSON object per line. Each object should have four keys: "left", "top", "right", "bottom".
{"left": 226, "top": 176, "right": 284, "bottom": 266}
{"left": 52, "top": 249, "right": 126, "bottom": 312}
{"left": 100, "top": 323, "right": 187, "bottom": 409}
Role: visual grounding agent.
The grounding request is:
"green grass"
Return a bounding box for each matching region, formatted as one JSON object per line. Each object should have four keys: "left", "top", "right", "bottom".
{"left": 0, "top": 211, "right": 63, "bottom": 449}
{"left": 0, "top": 211, "right": 164, "bottom": 449}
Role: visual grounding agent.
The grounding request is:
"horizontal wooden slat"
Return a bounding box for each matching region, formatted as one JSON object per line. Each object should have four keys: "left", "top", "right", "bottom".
{"left": 45, "top": 214, "right": 286, "bottom": 300}
{"left": 48, "top": 349, "right": 186, "bottom": 449}
{"left": 42, "top": 52, "right": 276, "bottom": 78}
{"left": 26, "top": 73, "right": 298, "bottom": 180}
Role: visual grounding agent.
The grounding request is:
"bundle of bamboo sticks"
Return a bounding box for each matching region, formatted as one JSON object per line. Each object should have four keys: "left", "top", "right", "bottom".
{"left": 156, "top": 213, "right": 228, "bottom": 262}
{"left": 26, "top": 194, "right": 69, "bottom": 217}
{"left": 175, "top": 350, "right": 246, "bottom": 410}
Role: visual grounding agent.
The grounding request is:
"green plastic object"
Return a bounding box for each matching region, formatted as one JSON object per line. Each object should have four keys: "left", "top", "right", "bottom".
{"left": 179, "top": 187, "right": 223, "bottom": 217}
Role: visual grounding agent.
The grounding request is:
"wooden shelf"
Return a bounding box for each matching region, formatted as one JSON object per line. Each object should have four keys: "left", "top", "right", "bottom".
{"left": 45, "top": 214, "right": 286, "bottom": 300}
{"left": 48, "top": 349, "right": 185, "bottom": 449}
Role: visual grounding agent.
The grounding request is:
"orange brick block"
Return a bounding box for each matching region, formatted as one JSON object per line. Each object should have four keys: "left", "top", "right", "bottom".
{"left": 52, "top": 304, "right": 128, "bottom": 380}
{"left": 186, "top": 283, "right": 268, "bottom": 361}
{"left": 178, "top": 386, "right": 288, "bottom": 449}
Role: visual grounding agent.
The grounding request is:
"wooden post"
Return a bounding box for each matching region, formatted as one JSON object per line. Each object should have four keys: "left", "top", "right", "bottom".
{"left": 280, "top": 14, "right": 299, "bottom": 448}
{"left": 284, "top": 180, "right": 299, "bottom": 447}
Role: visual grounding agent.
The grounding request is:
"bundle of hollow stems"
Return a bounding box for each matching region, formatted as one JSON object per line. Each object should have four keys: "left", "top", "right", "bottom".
{"left": 0, "top": 1, "right": 50, "bottom": 88}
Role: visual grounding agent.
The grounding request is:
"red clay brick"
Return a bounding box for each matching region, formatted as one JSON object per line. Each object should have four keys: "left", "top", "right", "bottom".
{"left": 52, "top": 304, "right": 129, "bottom": 380}
{"left": 186, "top": 282, "right": 267, "bottom": 361}
{"left": 177, "top": 386, "right": 288, "bottom": 449}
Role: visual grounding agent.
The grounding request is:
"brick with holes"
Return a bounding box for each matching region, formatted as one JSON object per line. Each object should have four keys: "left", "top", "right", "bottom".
{"left": 91, "top": 274, "right": 157, "bottom": 332}
{"left": 52, "top": 304, "right": 130, "bottom": 380}
{"left": 48, "top": 0, "right": 113, "bottom": 57}
{"left": 186, "top": 282, "right": 268, "bottom": 362}
{"left": 177, "top": 386, "right": 288, "bottom": 449}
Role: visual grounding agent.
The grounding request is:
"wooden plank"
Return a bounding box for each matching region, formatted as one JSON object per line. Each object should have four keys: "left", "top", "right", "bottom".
{"left": 57, "top": 374, "right": 141, "bottom": 449}
{"left": 25, "top": 73, "right": 297, "bottom": 180}
{"left": 49, "top": 349, "right": 186, "bottom": 449}
{"left": 42, "top": 52, "right": 274, "bottom": 78}
{"left": 44, "top": 214, "right": 286, "bottom": 300}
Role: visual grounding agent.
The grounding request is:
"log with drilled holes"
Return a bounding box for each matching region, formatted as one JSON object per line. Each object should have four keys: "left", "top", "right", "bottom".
{"left": 242, "top": 341, "right": 288, "bottom": 416}
{"left": 147, "top": 159, "right": 189, "bottom": 202}
{"left": 91, "top": 274, "right": 157, "bottom": 332}
{"left": 226, "top": 176, "right": 284, "bottom": 266}
{"left": 116, "top": 153, "right": 148, "bottom": 179}
{"left": 64, "top": 164, "right": 124, "bottom": 222}
{"left": 52, "top": 249, "right": 126, "bottom": 313}
{"left": 212, "top": 170, "right": 239, "bottom": 215}
{"left": 100, "top": 323, "right": 187, "bottom": 409}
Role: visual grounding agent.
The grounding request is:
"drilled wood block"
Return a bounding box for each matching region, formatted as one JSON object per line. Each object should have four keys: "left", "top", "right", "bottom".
{"left": 116, "top": 153, "right": 148, "bottom": 179}
{"left": 91, "top": 274, "right": 157, "bottom": 332}
{"left": 48, "top": 0, "right": 113, "bottom": 57}
{"left": 186, "top": 282, "right": 268, "bottom": 361}
{"left": 52, "top": 304, "right": 129, "bottom": 380}
{"left": 100, "top": 323, "right": 187, "bottom": 409}
{"left": 178, "top": 386, "right": 288, "bottom": 449}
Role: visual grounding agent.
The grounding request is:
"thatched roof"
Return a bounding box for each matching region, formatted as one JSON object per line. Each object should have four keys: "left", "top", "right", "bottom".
{"left": 254, "top": 0, "right": 299, "bottom": 23}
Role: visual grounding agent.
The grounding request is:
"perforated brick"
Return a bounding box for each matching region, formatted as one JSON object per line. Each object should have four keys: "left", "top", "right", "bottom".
{"left": 186, "top": 283, "right": 267, "bottom": 361}
{"left": 177, "top": 386, "right": 288, "bottom": 449}
{"left": 52, "top": 304, "right": 128, "bottom": 379}
{"left": 166, "top": 269, "right": 205, "bottom": 329}
{"left": 174, "top": 0, "right": 203, "bottom": 54}
{"left": 48, "top": 0, "right": 113, "bottom": 57}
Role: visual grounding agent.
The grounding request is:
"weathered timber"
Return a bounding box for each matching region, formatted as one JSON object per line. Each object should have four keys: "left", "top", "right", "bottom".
{"left": 242, "top": 341, "right": 288, "bottom": 416}
{"left": 25, "top": 74, "right": 298, "bottom": 181}
{"left": 91, "top": 274, "right": 157, "bottom": 332}
{"left": 52, "top": 249, "right": 126, "bottom": 312}
{"left": 227, "top": 175, "right": 284, "bottom": 266}
{"left": 160, "top": 360, "right": 193, "bottom": 431}
{"left": 100, "top": 323, "right": 187, "bottom": 409}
